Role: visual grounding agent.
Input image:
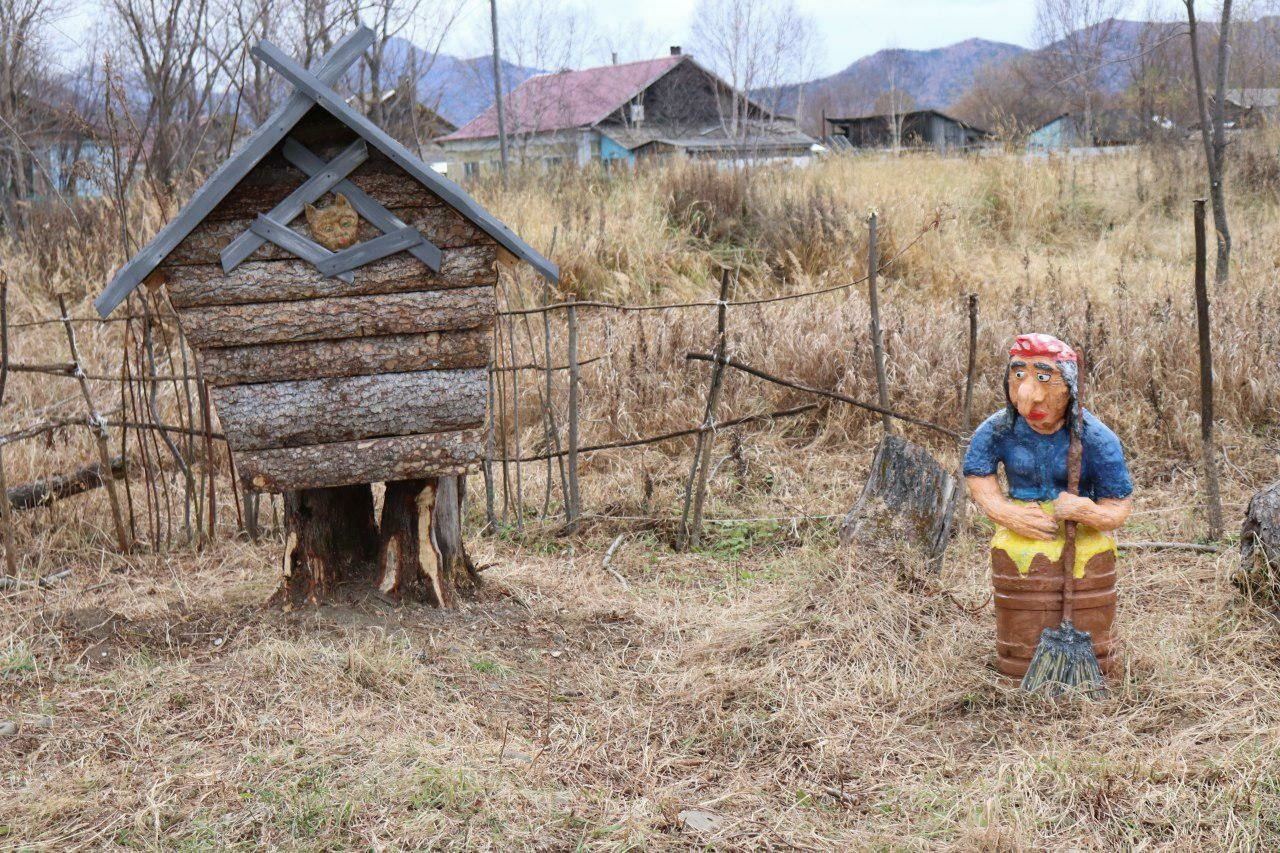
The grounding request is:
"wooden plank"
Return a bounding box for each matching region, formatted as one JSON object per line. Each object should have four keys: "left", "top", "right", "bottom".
{"left": 220, "top": 139, "right": 368, "bottom": 271}
{"left": 196, "top": 329, "right": 491, "bottom": 385}
{"left": 251, "top": 39, "right": 559, "bottom": 284}
{"left": 314, "top": 224, "right": 422, "bottom": 277}
{"left": 237, "top": 428, "right": 485, "bottom": 492}
{"left": 94, "top": 27, "right": 375, "bottom": 317}
{"left": 177, "top": 286, "right": 495, "bottom": 348}
{"left": 282, "top": 138, "right": 442, "bottom": 270}
{"left": 212, "top": 367, "right": 486, "bottom": 450}
{"left": 165, "top": 204, "right": 485, "bottom": 266}
{"left": 248, "top": 215, "right": 355, "bottom": 283}
{"left": 166, "top": 245, "right": 495, "bottom": 308}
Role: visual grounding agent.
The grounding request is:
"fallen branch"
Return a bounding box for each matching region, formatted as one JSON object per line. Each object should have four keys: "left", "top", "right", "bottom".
{"left": 0, "top": 568, "right": 72, "bottom": 590}
{"left": 8, "top": 458, "right": 127, "bottom": 511}
{"left": 685, "top": 352, "right": 963, "bottom": 441}
{"left": 601, "top": 533, "right": 630, "bottom": 588}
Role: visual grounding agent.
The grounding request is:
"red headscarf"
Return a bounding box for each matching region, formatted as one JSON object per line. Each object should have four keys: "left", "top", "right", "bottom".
{"left": 1009, "top": 333, "right": 1078, "bottom": 363}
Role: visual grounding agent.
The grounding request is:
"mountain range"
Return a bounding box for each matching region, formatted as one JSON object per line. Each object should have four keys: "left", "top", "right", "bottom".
{"left": 401, "top": 22, "right": 1149, "bottom": 130}
{"left": 390, "top": 16, "right": 1280, "bottom": 130}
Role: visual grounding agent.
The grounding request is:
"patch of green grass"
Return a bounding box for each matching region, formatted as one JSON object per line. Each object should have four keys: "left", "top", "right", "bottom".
{"left": 1, "top": 641, "right": 35, "bottom": 677}
{"left": 406, "top": 765, "right": 486, "bottom": 815}
{"left": 469, "top": 657, "right": 512, "bottom": 677}
{"left": 699, "top": 519, "right": 785, "bottom": 561}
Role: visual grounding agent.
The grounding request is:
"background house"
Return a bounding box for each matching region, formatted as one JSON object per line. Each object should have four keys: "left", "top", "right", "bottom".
{"left": 826, "top": 110, "right": 990, "bottom": 153}
{"left": 1, "top": 88, "right": 110, "bottom": 203}
{"left": 436, "top": 48, "right": 817, "bottom": 174}
{"left": 1027, "top": 109, "right": 1175, "bottom": 151}
{"left": 1213, "top": 89, "right": 1280, "bottom": 129}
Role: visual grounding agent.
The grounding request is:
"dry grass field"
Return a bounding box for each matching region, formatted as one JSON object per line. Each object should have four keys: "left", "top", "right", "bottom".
{"left": 2, "top": 139, "right": 1280, "bottom": 849}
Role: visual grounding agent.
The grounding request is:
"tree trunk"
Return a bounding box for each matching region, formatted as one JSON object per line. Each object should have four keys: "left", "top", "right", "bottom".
{"left": 273, "top": 483, "right": 379, "bottom": 607}
{"left": 1238, "top": 480, "right": 1280, "bottom": 607}
{"left": 375, "top": 475, "right": 479, "bottom": 607}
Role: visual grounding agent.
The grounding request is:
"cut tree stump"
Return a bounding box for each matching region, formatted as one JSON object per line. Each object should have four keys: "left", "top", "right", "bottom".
{"left": 839, "top": 434, "right": 959, "bottom": 571}
{"left": 1238, "top": 480, "right": 1280, "bottom": 606}
{"left": 274, "top": 476, "right": 479, "bottom": 608}
{"left": 375, "top": 476, "right": 480, "bottom": 607}
{"left": 274, "top": 483, "right": 379, "bottom": 606}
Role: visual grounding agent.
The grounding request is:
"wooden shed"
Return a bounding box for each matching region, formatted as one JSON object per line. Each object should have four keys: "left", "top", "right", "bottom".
{"left": 94, "top": 28, "right": 557, "bottom": 606}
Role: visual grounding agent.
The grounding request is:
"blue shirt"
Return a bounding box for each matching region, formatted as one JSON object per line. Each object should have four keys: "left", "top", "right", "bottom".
{"left": 963, "top": 409, "right": 1133, "bottom": 501}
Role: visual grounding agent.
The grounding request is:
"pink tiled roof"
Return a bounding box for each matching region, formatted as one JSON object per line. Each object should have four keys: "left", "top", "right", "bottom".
{"left": 439, "top": 56, "right": 683, "bottom": 142}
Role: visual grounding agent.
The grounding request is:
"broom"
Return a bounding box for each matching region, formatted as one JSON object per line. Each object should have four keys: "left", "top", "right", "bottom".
{"left": 1020, "top": 359, "right": 1106, "bottom": 698}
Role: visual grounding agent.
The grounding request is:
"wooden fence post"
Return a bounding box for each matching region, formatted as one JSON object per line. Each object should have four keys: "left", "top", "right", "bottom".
{"left": 505, "top": 305, "right": 524, "bottom": 533}
{"left": 0, "top": 271, "right": 17, "bottom": 576}
{"left": 677, "top": 269, "right": 733, "bottom": 551}
{"left": 1193, "top": 198, "right": 1223, "bottom": 540}
{"left": 58, "top": 295, "right": 130, "bottom": 553}
{"left": 482, "top": 359, "right": 498, "bottom": 533}
{"left": 565, "top": 300, "right": 582, "bottom": 530}
{"left": 962, "top": 293, "right": 978, "bottom": 432}
{"left": 867, "top": 212, "right": 892, "bottom": 434}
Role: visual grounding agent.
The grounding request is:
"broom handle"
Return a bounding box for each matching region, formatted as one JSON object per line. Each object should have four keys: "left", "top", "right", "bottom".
{"left": 1060, "top": 360, "right": 1085, "bottom": 624}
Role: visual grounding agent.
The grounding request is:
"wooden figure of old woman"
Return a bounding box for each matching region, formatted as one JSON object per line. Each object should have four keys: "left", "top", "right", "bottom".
{"left": 963, "top": 333, "right": 1134, "bottom": 678}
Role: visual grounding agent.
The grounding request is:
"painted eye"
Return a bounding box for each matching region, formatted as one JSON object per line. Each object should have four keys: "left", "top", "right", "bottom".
{"left": 1014, "top": 370, "right": 1026, "bottom": 379}
{"left": 1037, "top": 372, "right": 1051, "bottom": 382}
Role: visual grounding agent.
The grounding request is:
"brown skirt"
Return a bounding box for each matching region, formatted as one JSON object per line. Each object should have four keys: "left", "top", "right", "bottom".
{"left": 991, "top": 546, "right": 1118, "bottom": 678}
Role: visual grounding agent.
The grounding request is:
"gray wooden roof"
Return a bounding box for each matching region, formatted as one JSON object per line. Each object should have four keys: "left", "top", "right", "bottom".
{"left": 94, "top": 26, "right": 557, "bottom": 318}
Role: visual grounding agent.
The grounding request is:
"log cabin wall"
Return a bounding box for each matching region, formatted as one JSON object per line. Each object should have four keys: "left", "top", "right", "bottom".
{"left": 157, "top": 107, "right": 497, "bottom": 492}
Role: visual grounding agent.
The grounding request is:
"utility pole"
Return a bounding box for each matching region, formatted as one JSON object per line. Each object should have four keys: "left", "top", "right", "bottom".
{"left": 489, "top": 0, "right": 510, "bottom": 181}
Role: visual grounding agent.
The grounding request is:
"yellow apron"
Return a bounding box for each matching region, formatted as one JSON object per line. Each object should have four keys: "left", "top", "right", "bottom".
{"left": 990, "top": 500, "right": 1116, "bottom": 579}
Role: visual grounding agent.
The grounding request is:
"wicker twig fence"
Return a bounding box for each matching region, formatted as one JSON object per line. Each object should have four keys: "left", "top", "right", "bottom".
{"left": 0, "top": 211, "right": 969, "bottom": 573}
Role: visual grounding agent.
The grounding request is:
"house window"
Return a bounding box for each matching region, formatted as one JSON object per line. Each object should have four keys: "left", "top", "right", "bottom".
{"left": 629, "top": 102, "right": 644, "bottom": 124}
{"left": 463, "top": 161, "right": 480, "bottom": 178}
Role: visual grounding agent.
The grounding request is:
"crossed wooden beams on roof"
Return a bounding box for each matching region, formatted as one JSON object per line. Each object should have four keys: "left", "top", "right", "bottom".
{"left": 94, "top": 26, "right": 558, "bottom": 319}
{"left": 219, "top": 136, "right": 443, "bottom": 281}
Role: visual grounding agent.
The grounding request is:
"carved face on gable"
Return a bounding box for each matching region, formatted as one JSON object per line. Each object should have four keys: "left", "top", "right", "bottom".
{"left": 304, "top": 193, "right": 360, "bottom": 251}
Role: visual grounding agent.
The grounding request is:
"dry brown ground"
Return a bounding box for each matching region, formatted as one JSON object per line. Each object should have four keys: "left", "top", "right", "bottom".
{"left": 2, "top": 145, "right": 1280, "bottom": 849}
{"left": 1, "top": 459, "right": 1276, "bottom": 849}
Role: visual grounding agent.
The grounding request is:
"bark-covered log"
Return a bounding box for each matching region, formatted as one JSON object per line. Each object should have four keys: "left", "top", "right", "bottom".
{"left": 272, "top": 483, "right": 379, "bottom": 607}
{"left": 197, "top": 329, "right": 491, "bottom": 386}
{"left": 7, "top": 457, "right": 126, "bottom": 511}
{"left": 164, "top": 205, "right": 487, "bottom": 266}
{"left": 1238, "top": 480, "right": 1280, "bottom": 605}
{"left": 166, "top": 245, "right": 496, "bottom": 308}
{"left": 237, "top": 427, "right": 484, "bottom": 492}
{"left": 213, "top": 368, "right": 486, "bottom": 450}
{"left": 176, "top": 286, "right": 495, "bottom": 348}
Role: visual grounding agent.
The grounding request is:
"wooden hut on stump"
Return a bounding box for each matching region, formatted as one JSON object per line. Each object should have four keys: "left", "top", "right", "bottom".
{"left": 93, "top": 27, "right": 558, "bottom": 608}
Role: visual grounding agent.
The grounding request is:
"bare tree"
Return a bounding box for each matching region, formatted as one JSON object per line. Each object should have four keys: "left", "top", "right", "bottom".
{"left": 690, "top": 0, "right": 817, "bottom": 137}
{"left": 873, "top": 46, "right": 914, "bottom": 151}
{"left": 0, "top": 0, "right": 67, "bottom": 212}
{"left": 1033, "top": 0, "right": 1131, "bottom": 141}
{"left": 105, "top": 0, "right": 244, "bottom": 188}
{"left": 487, "top": 0, "right": 589, "bottom": 164}
{"left": 952, "top": 55, "right": 1055, "bottom": 139}
{"left": 1185, "top": 0, "right": 1234, "bottom": 287}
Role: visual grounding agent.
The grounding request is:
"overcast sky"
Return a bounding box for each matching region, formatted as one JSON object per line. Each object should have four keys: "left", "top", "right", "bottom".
{"left": 461, "top": 0, "right": 1046, "bottom": 76}
{"left": 54, "top": 0, "right": 1188, "bottom": 80}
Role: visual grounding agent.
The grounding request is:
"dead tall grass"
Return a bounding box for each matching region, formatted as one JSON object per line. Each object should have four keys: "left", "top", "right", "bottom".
{"left": 2, "top": 140, "right": 1280, "bottom": 848}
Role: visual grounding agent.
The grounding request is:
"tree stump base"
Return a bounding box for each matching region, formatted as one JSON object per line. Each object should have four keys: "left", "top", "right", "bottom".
{"left": 273, "top": 475, "right": 478, "bottom": 609}
{"left": 1239, "top": 480, "right": 1280, "bottom": 607}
